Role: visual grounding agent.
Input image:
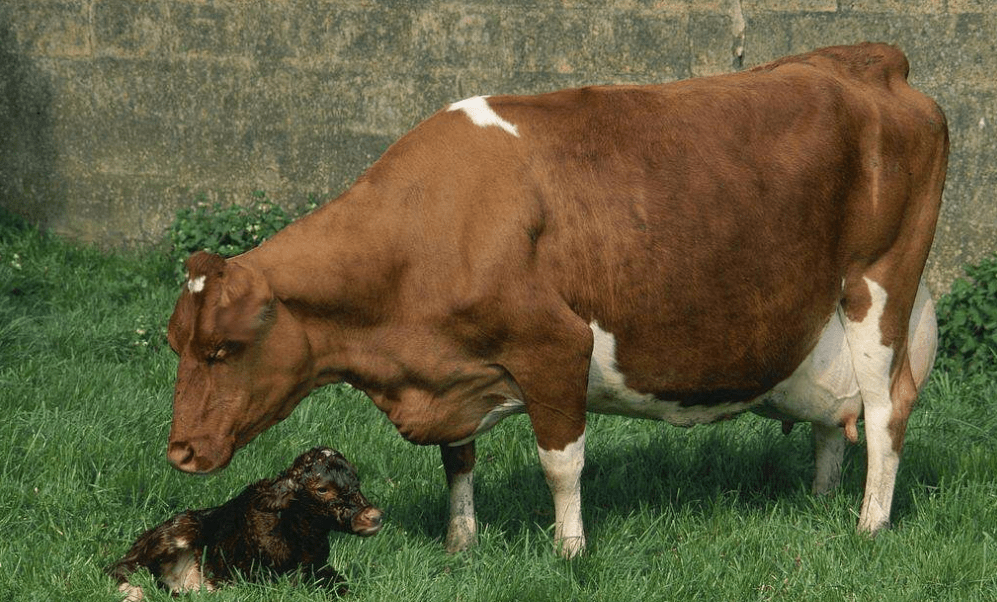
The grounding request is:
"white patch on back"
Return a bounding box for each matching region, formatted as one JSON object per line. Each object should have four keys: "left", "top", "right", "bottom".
{"left": 187, "top": 275, "right": 206, "bottom": 293}
{"left": 447, "top": 95, "right": 520, "bottom": 137}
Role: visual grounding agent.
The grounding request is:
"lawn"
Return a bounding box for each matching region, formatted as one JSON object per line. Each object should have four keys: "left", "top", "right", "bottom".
{"left": 1, "top": 209, "right": 995, "bottom": 601}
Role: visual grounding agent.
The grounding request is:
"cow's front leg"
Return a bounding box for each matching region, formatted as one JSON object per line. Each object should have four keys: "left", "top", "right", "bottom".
{"left": 536, "top": 428, "right": 586, "bottom": 558}
{"left": 440, "top": 442, "right": 477, "bottom": 553}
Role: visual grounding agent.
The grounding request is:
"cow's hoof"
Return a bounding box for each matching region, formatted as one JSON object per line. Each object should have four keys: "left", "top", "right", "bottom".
{"left": 444, "top": 518, "right": 477, "bottom": 554}
{"left": 555, "top": 535, "right": 586, "bottom": 559}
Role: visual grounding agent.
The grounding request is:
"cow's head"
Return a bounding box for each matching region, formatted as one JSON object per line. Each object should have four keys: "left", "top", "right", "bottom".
{"left": 166, "top": 251, "right": 315, "bottom": 474}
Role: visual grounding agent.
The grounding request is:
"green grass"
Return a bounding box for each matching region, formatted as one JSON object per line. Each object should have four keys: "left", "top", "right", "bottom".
{"left": 1, "top": 209, "right": 996, "bottom": 601}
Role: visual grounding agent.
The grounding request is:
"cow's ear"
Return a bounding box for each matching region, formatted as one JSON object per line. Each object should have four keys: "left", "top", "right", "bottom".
{"left": 216, "top": 262, "right": 275, "bottom": 344}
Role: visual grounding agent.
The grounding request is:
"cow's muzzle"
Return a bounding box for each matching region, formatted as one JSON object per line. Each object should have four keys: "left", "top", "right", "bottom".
{"left": 167, "top": 439, "right": 233, "bottom": 474}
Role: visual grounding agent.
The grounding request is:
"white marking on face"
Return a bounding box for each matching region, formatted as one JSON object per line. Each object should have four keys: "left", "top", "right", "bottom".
{"left": 187, "top": 275, "right": 206, "bottom": 293}
{"left": 447, "top": 95, "right": 520, "bottom": 137}
{"left": 537, "top": 431, "right": 586, "bottom": 558}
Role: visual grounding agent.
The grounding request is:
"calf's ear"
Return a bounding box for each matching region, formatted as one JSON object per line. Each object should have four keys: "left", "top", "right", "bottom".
{"left": 256, "top": 477, "right": 297, "bottom": 512}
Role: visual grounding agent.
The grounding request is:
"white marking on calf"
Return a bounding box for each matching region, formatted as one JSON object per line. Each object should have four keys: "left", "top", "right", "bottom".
{"left": 159, "top": 549, "right": 212, "bottom": 594}
{"left": 843, "top": 277, "right": 897, "bottom": 533}
{"left": 907, "top": 282, "right": 938, "bottom": 388}
{"left": 537, "top": 431, "right": 586, "bottom": 558}
{"left": 117, "top": 582, "right": 145, "bottom": 602}
{"left": 447, "top": 96, "right": 520, "bottom": 137}
{"left": 187, "top": 275, "right": 206, "bottom": 293}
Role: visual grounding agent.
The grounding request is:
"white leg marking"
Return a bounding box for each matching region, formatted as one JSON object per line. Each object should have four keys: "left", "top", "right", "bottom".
{"left": 812, "top": 423, "right": 845, "bottom": 495}
{"left": 845, "top": 277, "right": 898, "bottom": 533}
{"left": 537, "top": 431, "right": 586, "bottom": 558}
{"left": 445, "top": 471, "right": 477, "bottom": 553}
{"left": 447, "top": 96, "right": 520, "bottom": 137}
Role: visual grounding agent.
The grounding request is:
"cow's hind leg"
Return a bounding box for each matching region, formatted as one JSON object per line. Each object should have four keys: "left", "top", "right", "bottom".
{"left": 441, "top": 442, "right": 477, "bottom": 553}
{"left": 842, "top": 275, "right": 917, "bottom": 533}
{"left": 812, "top": 423, "right": 846, "bottom": 495}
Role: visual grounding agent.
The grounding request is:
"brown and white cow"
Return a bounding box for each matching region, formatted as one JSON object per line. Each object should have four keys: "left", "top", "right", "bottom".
{"left": 166, "top": 43, "right": 948, "bottom": 558}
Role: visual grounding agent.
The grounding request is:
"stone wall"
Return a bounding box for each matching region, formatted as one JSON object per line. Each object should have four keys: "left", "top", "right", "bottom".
{"left": 1, "top": 0, "right": 994, "bottom": 293}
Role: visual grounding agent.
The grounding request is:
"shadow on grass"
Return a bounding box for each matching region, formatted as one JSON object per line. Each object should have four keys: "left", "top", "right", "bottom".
{"left": 383, "top": 410, "right": 964, "bottom": 550}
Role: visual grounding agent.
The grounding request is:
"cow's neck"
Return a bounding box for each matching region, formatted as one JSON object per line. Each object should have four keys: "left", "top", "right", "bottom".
{"left": 237, "top": 181, "right": 407, "bottom": 389}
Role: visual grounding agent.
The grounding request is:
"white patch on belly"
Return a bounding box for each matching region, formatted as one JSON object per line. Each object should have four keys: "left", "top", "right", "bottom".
{"left": 585, "top": 322, "right": 757, "bottom": 426}
{"left": 754, "top": 307, "right": 864, "bottom": 427}
{"left": 447, "top": 95, "right": 520, "bottom": 137}
{"left": 907, "top": 281, "right": 937, "bottom": 388}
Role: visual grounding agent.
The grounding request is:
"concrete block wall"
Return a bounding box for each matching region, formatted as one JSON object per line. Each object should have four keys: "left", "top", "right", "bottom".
{"left": 1, "top": 0, "right": 994, "bottom": 293}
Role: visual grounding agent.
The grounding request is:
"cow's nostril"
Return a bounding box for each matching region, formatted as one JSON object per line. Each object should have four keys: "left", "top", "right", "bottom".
{"left": 167, "top": 441, "right": 195, "bottom": 469}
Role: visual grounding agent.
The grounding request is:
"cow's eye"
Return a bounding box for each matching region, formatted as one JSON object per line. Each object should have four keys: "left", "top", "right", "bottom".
{"left": 206, "top": 345, "right": 228, "bottom": 364}
{"left": 206, "top": 341, "right": 244, "bottom": 364}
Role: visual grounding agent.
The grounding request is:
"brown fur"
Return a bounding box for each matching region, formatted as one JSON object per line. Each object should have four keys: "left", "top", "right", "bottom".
{"left": 164, "top": 44, "right": 947, "bottom": 544}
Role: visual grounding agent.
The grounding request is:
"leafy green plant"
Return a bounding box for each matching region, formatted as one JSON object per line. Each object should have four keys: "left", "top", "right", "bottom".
{"left": 935, "top": 254, "right": 997, "bottom": 374}
{"left": 167, "top": 191, "right": 315, "bottom": 281}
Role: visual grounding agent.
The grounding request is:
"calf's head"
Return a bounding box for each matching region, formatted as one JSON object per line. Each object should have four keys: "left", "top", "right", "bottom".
{"left": 167, "top": 252, "right": 315, "bottom": 474}
{"left": 260, "top": 447, "right": 384, "bottom": 536}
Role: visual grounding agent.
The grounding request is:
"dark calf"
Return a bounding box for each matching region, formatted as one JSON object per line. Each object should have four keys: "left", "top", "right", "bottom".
{"left": 108, "top": 447, "right": 383, "bottom": 600}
